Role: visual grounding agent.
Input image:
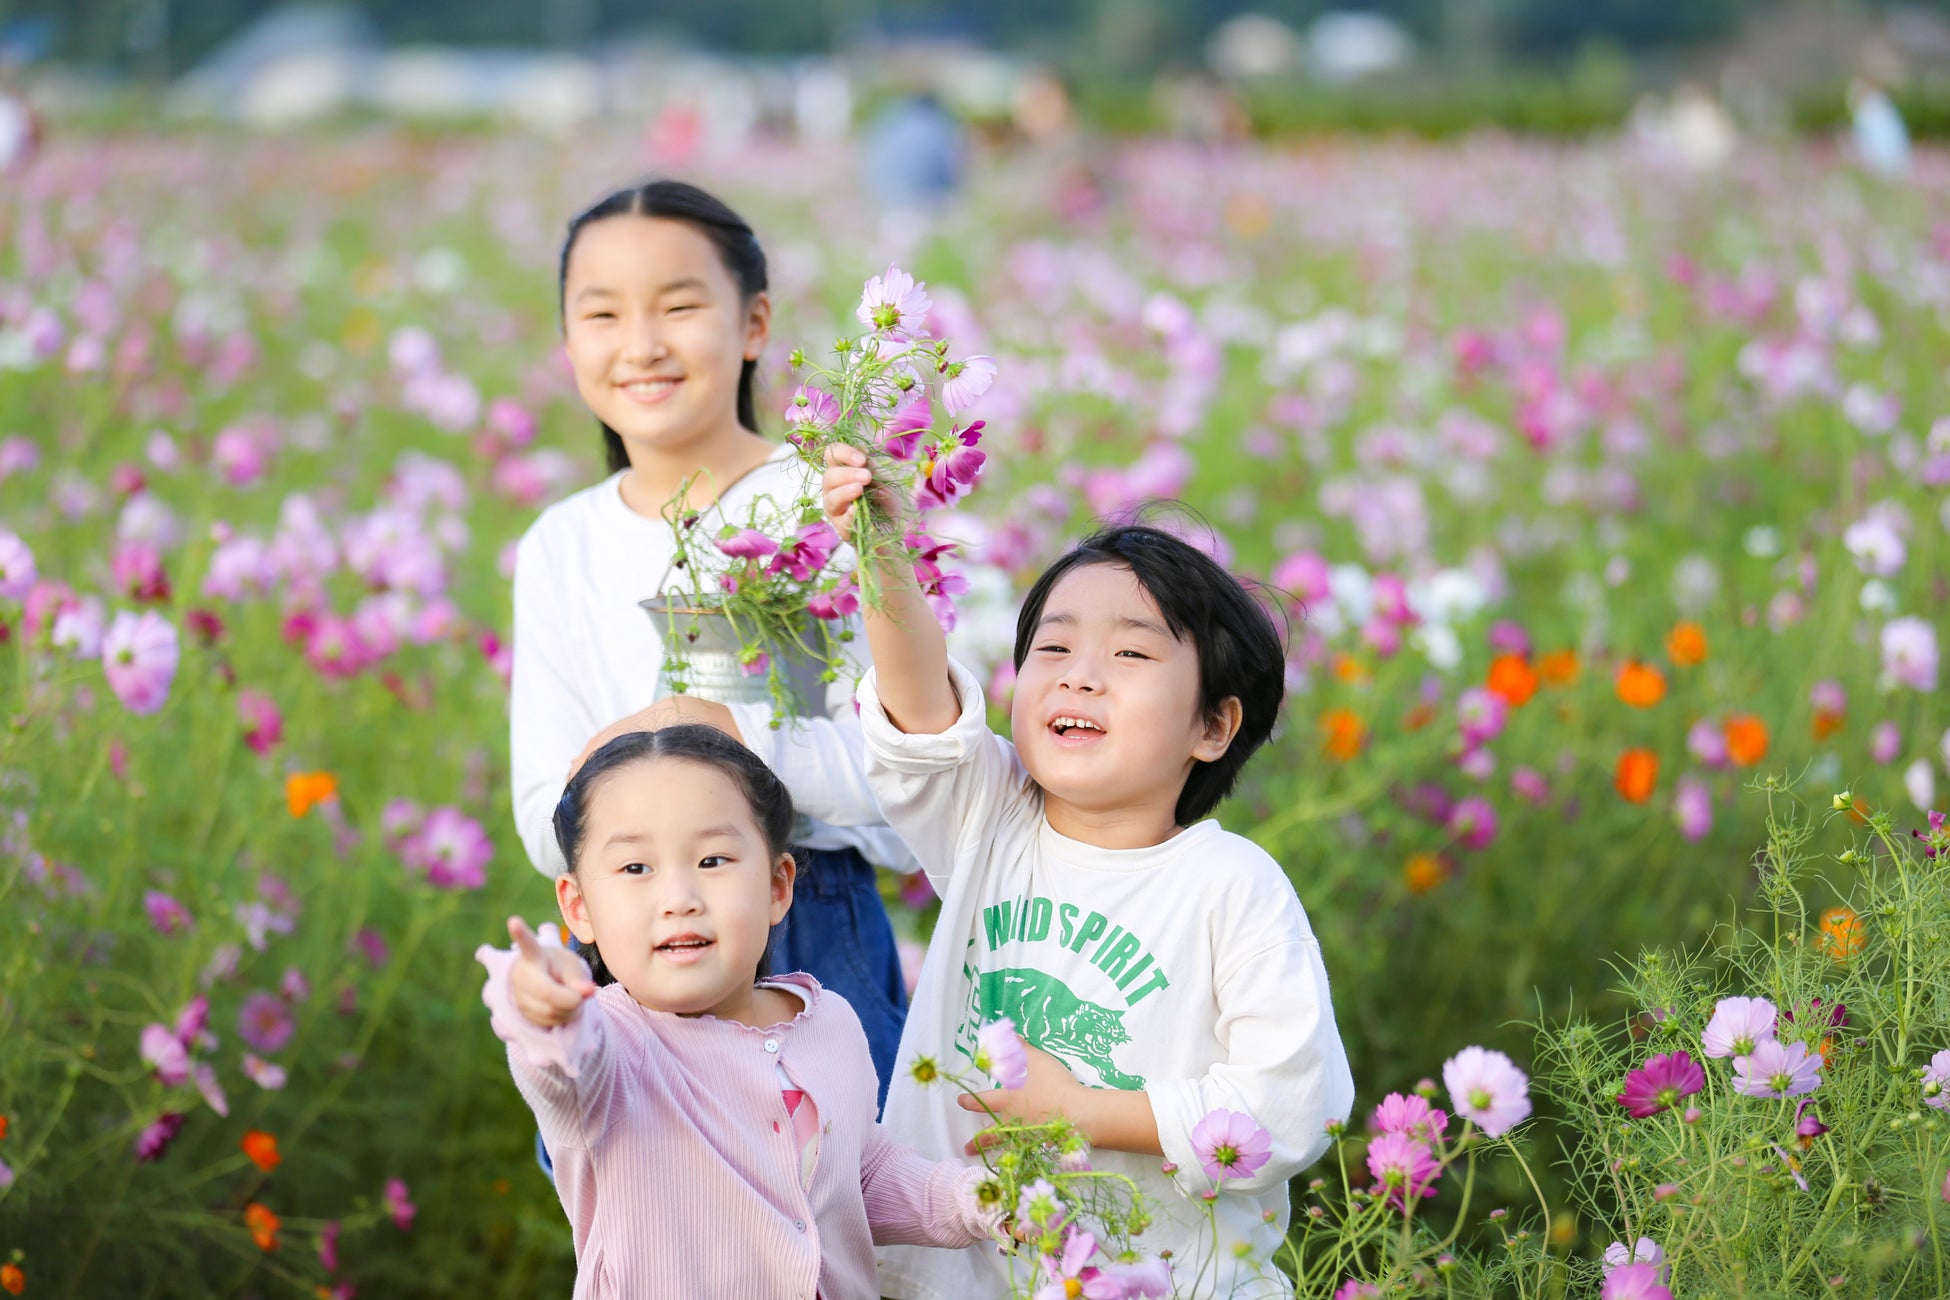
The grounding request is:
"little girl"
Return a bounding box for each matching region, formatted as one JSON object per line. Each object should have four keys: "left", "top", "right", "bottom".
{"left": 823, "top": 448, "right": 1357, "bottom": 1299}
{"left": 478, "top": 724, "right": 997, "bottom": 1299}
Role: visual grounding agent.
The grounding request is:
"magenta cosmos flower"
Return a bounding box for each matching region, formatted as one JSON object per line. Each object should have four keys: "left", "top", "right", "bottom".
{"left": 715, "top": 527, "right": 779, "bottom": 561}
{"left": 135, "top": 1111, "right": 188, "bottom": 1163}
{"left": 385, "top": 1177, "right": 416, "bottom": 1231}
{"left": 1032, "top": 1227, "right": 1121, "bottom": 1300}
{"left": 409, "top": 806, "right": 492, "bottom": 890}
{"left": 0, "top": 529, "right": 35, "bottom": 600}
{"left": 1334, "top": 1282, "right": 1380, "bottom": 1300}
{"left": 1702, "top": 996, "right": 1776, "bottom": 1058}
{"left": 101, "top": 609, "right": 180, "bottom": 715}
{"left": 1370, "top": 1092, "right": 1449, "bottom": 1144}
{"left": 1733, "top": 1039, "right": 1823, "bottom": 1099}
{"left": 1617, "top": 1051, "right": 1706, "bottom": 1118}
{"left": 1190, "top": 1108, "right": 1273, "bottom": 1183}
{"left": 782, "top": 383, "right": 840, "bottom": 429}
{"left": 1601, "top": 1261, "right": 1674, "bottom": 1300}
{"left": 1365, "top": 1131, "right": 1440, "bottom": 1209}
{"left": 1442, "top": 1046, "right": 1532, "bottom": 1137}
{"left": 975, "top": 1016, "right": 1028, "bottom": 1089}
{"left": 1673, "top": 777, "right": 1713, "bottom": 842}
{"left": 143, "top": 890, "right": 193, "bottom": 936}
{"left": 857, "top": 265, "right": 932, "bottom": 336}
{"left": 140, "top": 1022, "right": 190, "bottom": 1086}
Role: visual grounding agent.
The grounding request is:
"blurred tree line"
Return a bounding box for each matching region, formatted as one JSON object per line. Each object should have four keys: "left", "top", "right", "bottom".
{"left": 11, "top": 0, "right": 1923, "bottom": 77}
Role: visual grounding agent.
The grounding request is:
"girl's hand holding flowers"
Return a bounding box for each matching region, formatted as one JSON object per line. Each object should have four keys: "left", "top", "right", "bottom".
{"left": 507, "top": 916, "right": 596, "bottom": 1029}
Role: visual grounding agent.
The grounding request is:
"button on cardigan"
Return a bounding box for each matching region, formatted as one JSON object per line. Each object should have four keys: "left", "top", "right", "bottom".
{"left": 478, "top": 956, "right": 995, "bottom": 1300}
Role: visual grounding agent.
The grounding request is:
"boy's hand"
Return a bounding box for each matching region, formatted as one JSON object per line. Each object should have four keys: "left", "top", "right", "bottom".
{"left": 956, "top": 1040, "right": 1090, "bottom": 1152}
{"left": 821, "top": 442, "right": 883, "bottom": 531}
{"left": 507, "top": 916, "right": 595, "bottom": 1028}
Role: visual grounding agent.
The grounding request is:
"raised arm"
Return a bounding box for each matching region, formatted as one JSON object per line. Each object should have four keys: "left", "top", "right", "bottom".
{"left": 822, "top": 443, "right": 959, "bottom": 736}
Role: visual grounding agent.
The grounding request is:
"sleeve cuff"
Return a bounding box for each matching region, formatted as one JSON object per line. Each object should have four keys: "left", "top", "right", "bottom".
{"left": 855, "top": 657, "right": 990, "bottom": 774}
{"left": 476, "top": 942, "right": 602, "bottom": 1079}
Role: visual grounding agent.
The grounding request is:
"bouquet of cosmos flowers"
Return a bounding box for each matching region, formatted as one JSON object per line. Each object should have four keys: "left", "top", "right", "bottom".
{"left": 652, "top": 265, "right": 995, "bottom": 718}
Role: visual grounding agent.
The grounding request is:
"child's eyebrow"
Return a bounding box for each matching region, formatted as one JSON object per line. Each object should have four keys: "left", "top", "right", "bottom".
{"left": 1034, "top": 610, "right": 1170, "bottom": 638}
{"left": 656, "top": 277, "right": 710, "bottom": 296}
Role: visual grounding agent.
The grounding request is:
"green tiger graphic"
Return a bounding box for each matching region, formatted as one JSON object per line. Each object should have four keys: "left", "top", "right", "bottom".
{"left": 970, "top": 966, "right": 1145, "bottom": 1090}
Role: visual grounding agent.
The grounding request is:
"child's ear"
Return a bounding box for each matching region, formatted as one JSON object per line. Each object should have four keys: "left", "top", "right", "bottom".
{"left": 769, "top": 852, "right": 796, "bottom": 926}
{"left": 1192, "top": 696, "right": 1244, "bottom": 763}
{"left": 743, "top": 291, "right": 772, "bottom": 361}
{"left": 557, "top": 873, "right": 597, "bottom": 946}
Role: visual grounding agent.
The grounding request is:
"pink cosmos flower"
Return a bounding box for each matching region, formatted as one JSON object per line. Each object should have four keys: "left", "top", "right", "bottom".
{"left": 1616, "top": 1051, "right": 1705, "bottom": 1117}
{"left": 1869, "top": 721, "right": 1901, "bottom": 764}
{"left": 0, "top": 529, "right": 35, "bottom": 600}
{"left": 1702, "top": 996, "right": 1776, "bottom": 1058}
{"left": 857, "top": 265, "right": 932, "bottom": 336}
{"left": 135, "top": 1111, "right": 188, "bottom": 1163}
{"left": 1733, "top": 1039, "right": 1823, "bottom": 1099}
{"left": 304, "top": 614, "right": 370, "bottom": 679}
{"left": 1190, "top": 1108, "right": 1273, "bottom": 1183}
{"left": 242, "top": 1053, "right": 288, "bottom": 1090}
{"left": 1447, "top": 796, "right": 1497, "bottom": 851}
{"left": 1016, "top": 1178, "right": 1068, "bottom": 1232}
{"left": 410, "top": 806, "right": 492, "bottom": 890}
{"left": 808, "top": 573, "right": 862, "bottom": 620}
{"left": 976, "top": 1017, "right": 1028, "bottom": 1089}
{"left": 1371, "top": 1092, "right": 1449, "bottom": 1144}
{"left": 52, "top": 595, "right": 106, "bottom": 658}
{"left": 1882, "top": 617, "right": 1939, "bottom": 692}
{"left": 1456, "top": 687, "right": 1508, "bottom": 746}
{"left": 192, "top": 1060, "right": 228, "bottom": 1117}
{"left": 715, "top": 528, "right": 780, "bottom": 561}
{"left": 782, "top": 384, "right": 840, "bottom": 429}
{"left": 1442, "top": 1046, "right": 1532, "bottom": 1137}
{"left": 1921, "top": 1049, "right": 1950, "bottom": 1110}
{"left": 144, "top": 890, "right": 193, "bottom": 936}
{"left": 101, "top": 610, "right": 180, "bottom": 715}
{"left": 1510, "top": 766, "right": 1550, "bottom": 804}
{"left": 212, "top": 423, "right": 270, "bottom": 488}
{"left": 319, "top": 1220, "right": 341, "bottom": 1273}
{"left": 486, "top": 396, "right": 537, "bottom": 447}
{"left": 1601, "top": 1262, "right": 1673, "bottom": 1300}
{"left": 1334, "top": 1282, "right": 1381, "bottom": 1299}
{"left": 1095, "top": 1257, "right": 1171, "bottom": 1297}
{"left": 1843, "top": 516, "right": 1906, "bottom": 576}
{"left": 111, "top": 541, "right": 170, "bottom": 603}
{"left": 238, "top": 992, "right": 295, "bottom": 1054}
{"left": 1603, "top": 1237, "right": 1666, "bottom": 1279}
{"left": 1032, "top": 1228, "right": 1118, "bottom": 1300}
{"left": 1809, "top": 680, "right": 1846, "bottom": 716}
{"left": 879, "top": 392, "right": 933, "bottom": 460}
{"left": 940, "top": 354, "right": 997, "bottom": 416}
{"left": 1365, "top": 1131, "right": 1441, "bottom": 1209}
{"left": 1686, "top": 718, "right": 1729, "bottom": 768}
{"left": 141, "top": 1023, "right": 190, "bottom": 1086}
{"left": 919, "top": 430, "right": 987, "bottom": 509}
{"left": 173, "top": 996, "right": 210, "bottom": 1046}
{"left": 237, "top": 689, "right": 283, "bottom": 755}
{"left": 739, "top": 651, "right": 770, "bottom": 678}
{"left": 384, "top": 1177, "right": 416, "bottom": 1231}
{"left": 0, "top": 1158, "right": 11, "bottom": 1190}
{"left": 1673, "top": 776, "right": 1713, "bottom": 842}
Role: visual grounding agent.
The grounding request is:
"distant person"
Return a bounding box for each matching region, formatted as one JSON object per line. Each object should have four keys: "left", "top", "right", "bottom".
{"left": 0, "top": 78, "right": 39, "bottom": 173}
{"left": 1850, "top": 78, "right": 1910, "bottom": 178}
{"left": 861, "top": 93, "right": 966, "bottom": 213}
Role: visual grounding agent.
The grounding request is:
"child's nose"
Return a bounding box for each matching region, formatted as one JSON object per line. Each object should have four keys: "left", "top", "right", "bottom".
{"left": 620, "top": 312, "right": 668, "bottom": 365}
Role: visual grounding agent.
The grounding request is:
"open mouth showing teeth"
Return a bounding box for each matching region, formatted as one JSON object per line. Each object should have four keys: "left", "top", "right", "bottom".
{"left": 1051, "top": 717, "right": 1104, "bottom": 737}
{"left": 657, "top": 938, "right": 712, "bottom": 952}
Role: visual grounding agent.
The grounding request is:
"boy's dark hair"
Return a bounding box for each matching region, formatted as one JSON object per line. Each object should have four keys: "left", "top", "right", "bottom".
{"left": 1011, "top": 524, "right": 1285, "bottom": 826}
{"left": 557, "top": 180, "right": 769, "bottom": 475}
{"left": 551, "top": 724, "right": 796, "bottom": 985}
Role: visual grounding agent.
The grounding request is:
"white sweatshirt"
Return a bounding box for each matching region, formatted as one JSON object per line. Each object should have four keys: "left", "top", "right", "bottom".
{"left": 862, "top": 660, "right": 1356, "bottom": 1300}
{"left": 509, "top": 445, "right": 916, "bottom": 877}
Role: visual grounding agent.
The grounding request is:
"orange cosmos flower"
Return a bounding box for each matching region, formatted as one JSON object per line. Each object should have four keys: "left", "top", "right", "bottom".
{"left": 0, "top": 1264, "right": 21, "bottom": 1296}
{"left": 1321, "top": 709, "right": 1366, "bottom": 760}
{"left": 241, "top": 1129, "right": 281, "bottom": 1173}
{"left": 284, "top": 771, "right": 338, "bottom": 818}
{"left": 1403, "top": 702, "right": 1437, "bottom": 731}
{"left": 1615, "top": 749, "right": 1659, "bottom": 803}
{"left": 1812, "top": 709, "right": 1845, "bottom": 741}
{"left": 1665, "top": 622, "right": 1708, "bottom": 667}
{"left": 1537, "top": 649, "right": 1580, "bottom": 686}
{"left": 1332, "top": 655, "right": 1371, "bottom": 686}
{"left": 1485, "top": 654, "right": 1538, "bottom": 707}
{"left": 1614, "top": 660, "right": 1667, "bottom": 708}
{"left": 1818, "top": 906, "right": 1865, "bottom": 962}
{"left": 1404, "top": 852, "right": 1451, "bottom": 895}
{"left": 0, "top": 1114, "right": 8, "bottom": 1139}
{"left": 1723, "top": 714, "right": 1769, "bottom": 766}
{"left": 243, "top": 1202, "right": 281, "bottom": 1252}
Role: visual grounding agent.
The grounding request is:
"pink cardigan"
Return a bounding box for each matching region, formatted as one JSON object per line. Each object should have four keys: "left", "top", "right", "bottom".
{"left": 478, "top": 952, "right": 995, "bottom": 1300}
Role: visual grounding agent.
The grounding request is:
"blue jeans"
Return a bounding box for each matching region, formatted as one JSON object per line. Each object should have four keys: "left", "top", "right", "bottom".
{"left": 535, "top": 844, "right": 908, "bottom": 1179}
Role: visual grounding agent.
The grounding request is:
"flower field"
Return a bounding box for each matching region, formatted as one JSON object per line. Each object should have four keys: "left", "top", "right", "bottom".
{"left": 1, "top": 128, "right": 1948, "bottom": 1296}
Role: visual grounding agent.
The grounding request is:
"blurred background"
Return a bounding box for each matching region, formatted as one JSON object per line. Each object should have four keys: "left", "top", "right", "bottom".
{"left": 2, "top": 0, "right": 1948, "bottom": 147}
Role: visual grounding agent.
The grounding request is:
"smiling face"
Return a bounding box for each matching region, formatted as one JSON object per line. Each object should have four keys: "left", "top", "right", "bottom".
{"left": 556, "top": 756, "right": 793, "bottom": 1021}
{"left": 560, "top": 214, "right": 769, "bottom": 463}
{"left": 1009, "top": 563, "right": 1242, "bottom": 846}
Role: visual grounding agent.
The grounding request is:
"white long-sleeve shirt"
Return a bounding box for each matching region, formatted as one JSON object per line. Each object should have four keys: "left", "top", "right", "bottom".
{"left": 509, "top": 447, "right": 915, "bottom": 877}
{"left": 863, "top": 659, "right": 1356, "bottom": 1300}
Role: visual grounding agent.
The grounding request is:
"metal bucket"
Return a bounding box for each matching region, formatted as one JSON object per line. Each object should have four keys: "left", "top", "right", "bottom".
{"left": 639, "top": 596, "right": 830, "bottom": 717}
